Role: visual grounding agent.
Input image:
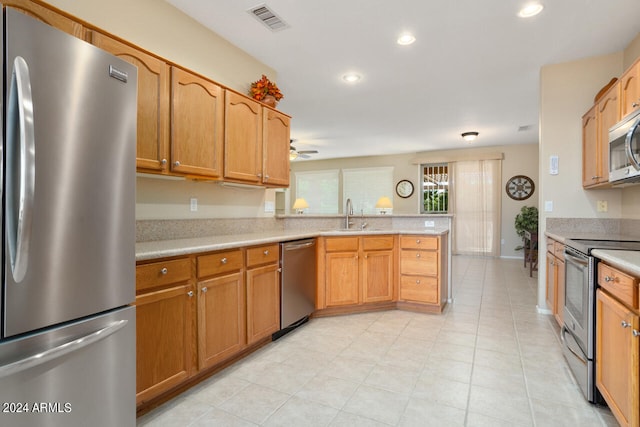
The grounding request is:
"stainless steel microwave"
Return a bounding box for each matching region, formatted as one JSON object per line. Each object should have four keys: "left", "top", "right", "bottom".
{"left": 609, "top": 108, "right": 640, "bottom": 185}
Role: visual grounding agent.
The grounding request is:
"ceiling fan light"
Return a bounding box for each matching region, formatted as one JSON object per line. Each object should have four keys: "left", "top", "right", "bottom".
{"left": 461, "top": 131, "right": 479, "bottom": 142}
{"left": 342, "top": 73, "right": 361, "bottom": 83}
{"left": 397, "top": 33, "right": 416, "bottom": 45}
{"left": 289, "top": 150, "right": 298, "bottom": 160}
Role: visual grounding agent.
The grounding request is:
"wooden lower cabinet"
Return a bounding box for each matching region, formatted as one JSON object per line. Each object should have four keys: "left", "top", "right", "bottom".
{"left": 246, "top": 263, "right": 280, "bottom": 343}
{"left": 135, "top": 283, "right": 195, "bottom": 405}
{"left": 398, "top": 235, "right": 447, "bottom": 310}
{"left": 197, "top": 262, "right": 246, "bottom": 370}
{"left": 545, "top": 238, "right": 565, "bottom": 325}
{"left": 322, "top": 235, "right": 395, "bottom": 309}
{"left": 596, "top": 289, "right": 639, "bottom": 427}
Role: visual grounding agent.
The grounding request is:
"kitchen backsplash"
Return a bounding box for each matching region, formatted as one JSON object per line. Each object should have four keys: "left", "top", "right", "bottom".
{"left": 546, "top": 217, "right": 640, "bottom": 237}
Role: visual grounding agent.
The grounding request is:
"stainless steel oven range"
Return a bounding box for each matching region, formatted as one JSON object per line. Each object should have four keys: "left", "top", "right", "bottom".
{"left": 562, "top": 238, "right": 640, "bottom": 403}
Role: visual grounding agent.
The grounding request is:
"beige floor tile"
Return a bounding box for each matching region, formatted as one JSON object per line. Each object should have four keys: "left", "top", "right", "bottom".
{"left": 471, "top": 363, "right": 528, "bottom": 396}
{"left": 328, "top": 411, "right": 391, "bottom": 426}
{"left": 136, "top": 397, "right": 212, "bottom": 427}
{"left": 322, "top": 354, "right": 376, "bottom": 383}
{"left": 530, "top": 398, "right": 605, "bottom": 427}
{"left": 412, "top": 375, "right": 470, "bottom": 409}
{"left": 263, "top": 396, "right": 338, "bottom": 427}
{"left": 295, "top": 374, "right": 359, "bottom": 409}
{"left": 364, "top": 363, "right": 420, "bottom": 395}
{"left": 186, "top": 374, "right": 251, "bottom": 406}
{"left": 399, "top": 397, "right": 465, "bottom": 426}
{"left": 466, "top": 411, "right": 532, "bottom": 427}
{"left": 218, "top": 384, "right": 290, "bottom": 425}
{"left": 468, "top": 384, "right": 534, "bottom": 426}
{"left": 189, "top": 407, "right": 259, "bottom": 426}
{"left": 342, "top": 384, "right": 410, "bottom": 425}
{"left": 422, "top": 356, "right": 473, "bottom": 384}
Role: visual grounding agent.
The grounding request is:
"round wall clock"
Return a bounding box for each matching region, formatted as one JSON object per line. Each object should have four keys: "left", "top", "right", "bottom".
{"left": 506, "top": 175, "right": 535, "bottom": 201}
{"left": 396, "top": 180, "right": 414, "bottom": 198}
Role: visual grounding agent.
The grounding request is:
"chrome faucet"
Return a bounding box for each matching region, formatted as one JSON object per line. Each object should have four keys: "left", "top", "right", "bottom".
{"left": 345, "top": 198, "right": 354, "bottom": 229}
{"left": 360, "top": 209, "right": 368, "bottom": 230}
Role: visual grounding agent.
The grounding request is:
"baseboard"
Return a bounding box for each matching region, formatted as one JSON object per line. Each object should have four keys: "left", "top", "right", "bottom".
{"left": 536, "top": 305, "right": 552, "bottom": 315}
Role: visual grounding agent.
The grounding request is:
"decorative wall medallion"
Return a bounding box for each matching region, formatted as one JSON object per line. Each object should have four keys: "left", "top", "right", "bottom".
{"left": 506, "top": 175, "right": 535, "bottom": 200}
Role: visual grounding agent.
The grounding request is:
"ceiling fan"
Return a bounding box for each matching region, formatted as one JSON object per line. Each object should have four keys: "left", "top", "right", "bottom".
{"left": 290, "top": 139, "right": 318, "bottom": 160}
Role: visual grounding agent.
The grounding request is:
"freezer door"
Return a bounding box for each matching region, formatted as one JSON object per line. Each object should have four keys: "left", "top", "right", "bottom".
{"left": 3, "top": 9, "right": 137, "bottom": 337}
{"left": 0, "top": 306, "right": 136, "bottom": 427}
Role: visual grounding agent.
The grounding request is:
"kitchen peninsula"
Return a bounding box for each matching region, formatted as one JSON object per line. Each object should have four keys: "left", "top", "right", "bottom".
{"left": 135, "top": 214, "right": 451, "bottom": 414}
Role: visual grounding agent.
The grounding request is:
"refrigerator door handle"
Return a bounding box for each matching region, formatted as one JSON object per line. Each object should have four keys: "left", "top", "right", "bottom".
{"left": 6, "top": 56, "right": 36, "bottom": 283}
{"left": 0, "top": 319, "right": 128, "bottom": 379}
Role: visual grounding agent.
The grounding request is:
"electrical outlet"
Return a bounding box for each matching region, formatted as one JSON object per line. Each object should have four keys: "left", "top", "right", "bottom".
{"left": 544, "top": 201, "right": 553, "bottom": 212}
{"left": 597, "top": 200, "right": 608, "bottom": 212}
{"left": 190, "top": 198, "right": 198, "bottom": 212}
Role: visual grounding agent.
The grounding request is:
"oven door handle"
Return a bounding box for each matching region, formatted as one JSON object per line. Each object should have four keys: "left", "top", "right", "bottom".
{"left": 564, "top": 251, "right": 589, "bottom": 267}
{"left": 561, "top": 326, "right": 588, "bottom": 364}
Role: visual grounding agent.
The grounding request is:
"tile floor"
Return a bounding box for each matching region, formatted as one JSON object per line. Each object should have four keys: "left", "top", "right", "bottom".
{"left": 137, "top": 256, "right": 619, "bottom": 427}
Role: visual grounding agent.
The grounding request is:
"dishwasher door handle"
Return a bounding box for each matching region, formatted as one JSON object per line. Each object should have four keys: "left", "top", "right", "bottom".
{"left": 284, "top": 241, "right": 315, "bottom": 251}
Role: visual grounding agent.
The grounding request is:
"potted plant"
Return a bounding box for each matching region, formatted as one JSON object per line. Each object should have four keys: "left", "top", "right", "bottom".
{"left": 249, "top": 74, "right": 283, "bottom": 107}
{"left": 514, "top": 205, "right": 538, "bottom": 250}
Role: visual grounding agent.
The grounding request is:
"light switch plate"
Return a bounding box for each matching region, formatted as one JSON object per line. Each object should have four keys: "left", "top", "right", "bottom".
{"left": 264, "top": 201, "right": 275, "bottom": 213}
{"left": 544, "top": 200, "right": 553, "bottom": 212}
{"left": 597, "top": 200, "right": 608, "bottom": 212}
{"left": 549, "top": 155, "right": 559, "bottom": 175}
{"left": 190, "top": 198, "right": 198, "bottom": 212}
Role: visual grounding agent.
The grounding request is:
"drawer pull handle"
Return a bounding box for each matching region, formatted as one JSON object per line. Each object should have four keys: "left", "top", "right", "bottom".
{"left": 416, "top": 279, "right": 421, "bottom": 284}
{"left": 416, "top": 239, "right": 421, "bottom": 244}
{"left": 634, "top": 330, "right": 640, "bottom": 338}
{"left": 633, "top": 102, "right": 639, "bottom": 108}
{"left": 264, "top": 250, "right": 269, "bottom": 255}
{"left": 221, "top": 257, "right": 227, "bottom": 264}
{"left": 416, "top": 253, "right": 421, "bottom": 258}
{"left": 187, "top": 291, "right": 193, "bottom": 297}
{"left": 160, "top": 267, "right": 168, "bottom": 275}
{"left": 622, "top": 321, "right": 631, "bottom": 328}
{"left": 604, "top": 276, "right": 614, "bottom": 282}
{"left": 201, "top": 287, "right": 208, "bottom": 293}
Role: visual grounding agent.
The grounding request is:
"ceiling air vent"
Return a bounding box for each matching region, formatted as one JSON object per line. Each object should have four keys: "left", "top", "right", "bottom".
{"left": 518, "top": 125, "right": 534, "bottom": 132}
{"left": 248, "top": 4, "right": 290, "bottom": 32}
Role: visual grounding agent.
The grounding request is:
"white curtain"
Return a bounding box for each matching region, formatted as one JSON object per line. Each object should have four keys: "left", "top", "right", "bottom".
{"left": 452, "top": 160, "right": 501, "bottom": 256}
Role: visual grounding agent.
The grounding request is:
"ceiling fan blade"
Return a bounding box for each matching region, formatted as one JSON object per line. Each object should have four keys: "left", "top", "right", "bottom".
{"left": 297, "top": 150, "right": 319, "bottom": 154}
{"left": 299, "top": 153, "right": 311, "bottom": 159}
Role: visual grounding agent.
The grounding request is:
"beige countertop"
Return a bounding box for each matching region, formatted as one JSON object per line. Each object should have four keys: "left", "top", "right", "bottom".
{"left": 136, "top": 228, "right": 450, "bottom": 261}
{"left": 544, "top": 231, "right": 640, "bottom": 244}
{"left": 591, "top": 249, "right": 640, "bottom": 277}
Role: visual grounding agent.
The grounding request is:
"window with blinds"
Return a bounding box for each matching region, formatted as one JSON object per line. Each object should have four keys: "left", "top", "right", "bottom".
{"left": 421, "top": 163, "right": 449, "bottom": 213}
{"left": 295, "top": 170, "right": 339, "bottom": 214}
{"left": 343, "top": 167, "right": 394, "bottom": 214}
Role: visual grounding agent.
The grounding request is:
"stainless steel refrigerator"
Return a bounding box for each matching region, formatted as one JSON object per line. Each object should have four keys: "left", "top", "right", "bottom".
{"left": 0, "top": 8, "right": 137, "bottom": 427}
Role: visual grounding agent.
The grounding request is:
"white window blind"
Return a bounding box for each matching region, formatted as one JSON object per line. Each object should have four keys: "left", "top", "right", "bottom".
{"left": 295, "top": 170, "right": 339, "bottom": 214}
{"left": 343, "top": 167, "right": 394, "bottom": 214}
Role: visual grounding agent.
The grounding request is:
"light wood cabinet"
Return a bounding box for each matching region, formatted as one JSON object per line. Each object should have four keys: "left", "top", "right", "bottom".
{"left": 134, "top": 257, "right": 195, "bottom": 406}
{"left": 90, "top": 32, "right": 170, "bottom": 172}
{"left": 398, "top": 235, "right": 447, "bottom": 310}
{"left": 224, "top": 91, "right": 263, "bottom": 183}
{"left": 196, "top": 250, "right": 246, "bottom": 370}
{"left": 5, "top": 0, "right": 84, "bottom": 39}
{"left": 171, "top": 67, "right": 224, "bottom": 178}
{"left": 596, "top": 288, "right": 639, "bottom": 427}
{"left": 321, "top": 236, "right": 395, "bottom": 308}
{"left": 246, "top": 244, "right": 280, "bottom": 344}
{"left": 583, "top": 83, "right": 620, "bottom": 188}
{"left": 621, "top": 59, "right": 640, "bottom": 118}
{"left": 545, "top": 239, "right": 565, "bottom": 326}
{"left": 263, "top": 108, "right": 291, "bottom": 187}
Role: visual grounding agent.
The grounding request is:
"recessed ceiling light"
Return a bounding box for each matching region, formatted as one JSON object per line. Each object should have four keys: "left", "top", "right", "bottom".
{"left": 342, "top": 73, "right": 362, "bottom": 83}
{"left": 461, "top": 131, "right": 479, "bottom": 142}
{"left": 397, "top": 33, "right": 416, "bottom": 45}
{"left": 518, "top": 3, "right": 544, "bottom": 18}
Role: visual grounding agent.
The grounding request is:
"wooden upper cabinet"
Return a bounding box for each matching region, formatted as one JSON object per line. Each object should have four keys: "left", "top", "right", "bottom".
{"left": 597, "top": 82, "right": 621, "bottom": 182}
{"left": 224, "top": 91, "right": 263, "bottom": 183}
{"left": 5, "top": 0, "right": 84, "bottom": 39}
{"left": 621, "top": 59, "right": 640, "bottom": 118}
{"left": 582, "top": 105, "right": 599, "bottom": 187}
{"left": 171, "top": 66, "right": 224, "bottom": 178}
{"left": 263, "top": 108, "right": 291, "bottom": 187}
{"left": 90, "top": 32, "right": 170, "bottom": 172}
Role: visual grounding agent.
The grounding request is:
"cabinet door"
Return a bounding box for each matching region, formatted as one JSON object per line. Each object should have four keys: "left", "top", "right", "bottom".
{"left": 546, "top": 252, "right": 557, "bottom": 314}
{"left": 325, "top": 252, "right": 359, "bottom": 307}
{"left": 171, "top": 67, "right": 224, "bottom": 178}
{"left": 135, "top": 284, "right": 195, "bottom": 405}
{"left": 91, "top": 32, "right": 170, "bottom": 172}
{"left": 263, "top": 108, "right": 290, "bottom": 187}
{"left": 198, "top": 272, "right": 246, "bottom": 370}
{"left": 621, "top": 61, "right": 640, "bottom": 118}
{"left": 554, "top": 258, "right": 565, "bottom": 326}
{"left": 596, "top": 290, "right": 640, "bottom": 427}
{"left": 582, "top": 105, "right": 599, "bottom": 187}
{"left": 225, "top": 91, "right": 263, "bottom": 183}
{"left": 399, "top": 275, "right": 438, "bottom": 303}
{"left": 5, "top": 1, "right": 84, "bottom": 39}
{"left": 596, "top": 83, "right": 620, "bottom": 184}
{"left": 400, "top": 250, "right": 438, "bottom": 276}
{"left": 246, "top": 264, "right": 280, "bottom": 344}
{"left": 362, "top": 250, "right": 394, "bottom": 303}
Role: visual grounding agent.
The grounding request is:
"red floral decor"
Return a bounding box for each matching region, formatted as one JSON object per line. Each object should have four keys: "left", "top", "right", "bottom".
{"left": 249, "top": 74, "right": 284, "bottom": 103}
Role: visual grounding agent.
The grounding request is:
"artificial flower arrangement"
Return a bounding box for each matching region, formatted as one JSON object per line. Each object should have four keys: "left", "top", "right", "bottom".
{"left": 249, "top": 74, "right": 284, "bottom": 102}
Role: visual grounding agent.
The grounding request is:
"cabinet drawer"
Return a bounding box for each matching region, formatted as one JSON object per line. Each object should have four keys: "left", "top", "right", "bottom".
{"left": 399, "top": 275, "right": 438, "bottom": 303}
{"left": 325, "top": 237, "right": 359, "bottom": 252}
{"left": 599, "top": 263, "right": 638, "bottom": 309}
{"left": 197, "top": 250, "right": 243, "bottom": 278}
{"left": 362, "top": 235, "right": 394, "bottom": 251}
{"left": 400, "top": 250, "right": 438, "bottom": 275}
{"left": 246, "top": 244, "right": 279, "bottom": 267}
{"left": 136, "top": 258, "right": 192, "bottom": 292}
{"left": 400, "top": 236, "right": 438, "bottom": 250}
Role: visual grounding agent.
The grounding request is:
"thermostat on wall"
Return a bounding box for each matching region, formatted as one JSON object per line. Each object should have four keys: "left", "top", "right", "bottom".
{"left": 549, "top": 155, "right": 559, "bottom": 175}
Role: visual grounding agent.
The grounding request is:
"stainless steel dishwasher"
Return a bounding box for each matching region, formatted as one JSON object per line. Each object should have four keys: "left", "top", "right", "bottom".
{"left": 274, "top": 239, "right": 317, "bottom": 339}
